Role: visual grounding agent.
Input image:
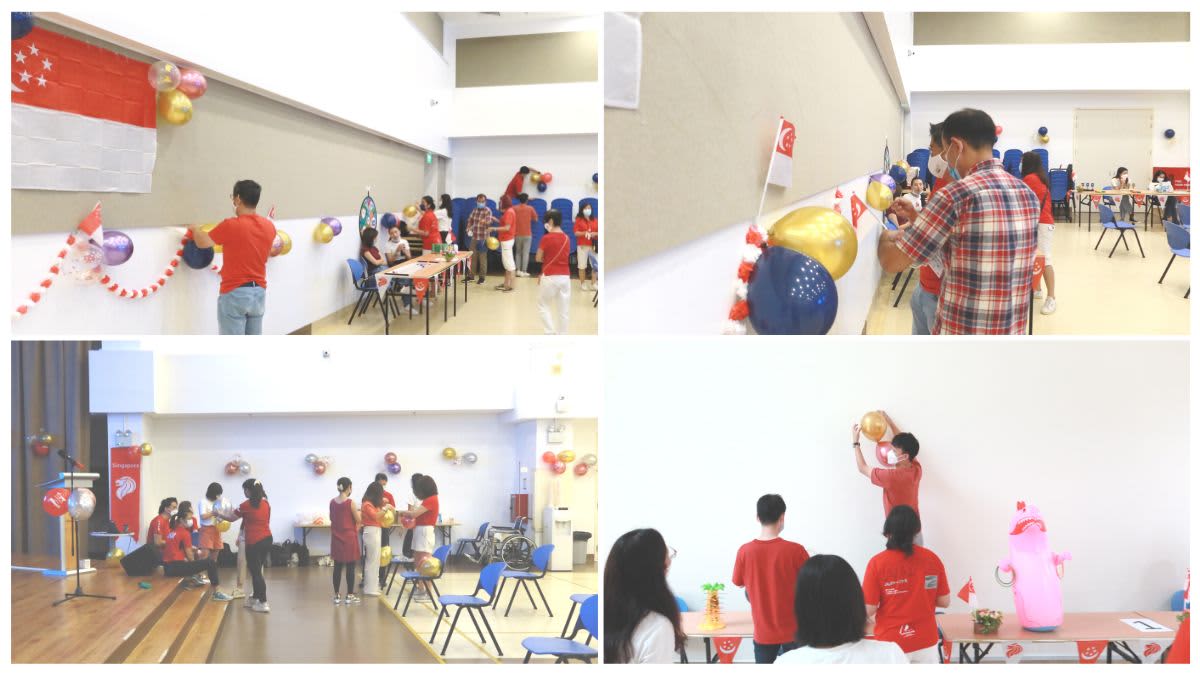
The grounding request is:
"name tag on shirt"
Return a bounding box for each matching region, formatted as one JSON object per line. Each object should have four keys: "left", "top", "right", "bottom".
{"left": 925, "top": 575, "right": 938, "bottom": 590}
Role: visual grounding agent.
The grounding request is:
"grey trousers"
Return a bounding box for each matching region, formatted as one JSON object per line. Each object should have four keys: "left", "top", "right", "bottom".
{"left": 514, "top": 236, "right": 532, "bottom": 273}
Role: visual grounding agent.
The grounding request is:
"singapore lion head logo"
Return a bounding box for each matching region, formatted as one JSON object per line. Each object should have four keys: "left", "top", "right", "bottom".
{"left": 115, "top": 476, "right": 137, "bottom": 500}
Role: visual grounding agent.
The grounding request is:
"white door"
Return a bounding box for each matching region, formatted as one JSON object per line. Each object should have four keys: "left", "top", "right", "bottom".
{"left": 1073, "top": 108, "right": 1153, "bottom": 186}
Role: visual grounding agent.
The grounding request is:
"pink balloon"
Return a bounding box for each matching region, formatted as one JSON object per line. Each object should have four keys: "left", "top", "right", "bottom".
{"left": 176, "top": 68, "right": 207, "bottom": 99}
{"left": 384, "top": 452, "right": 398, "bottom": 465}
{"left": 995, "top": 125, "right": 1003, "bottom": 136}
{"left": 400, "top": 515, "right": 416, "bottom": 529}
{"left": 875, "top": 441, "right": 894, "bottom": 466}
{"left": 573, "top": 463, "right": 589, "bottom": 477}
{"left": 313, "top": 461, "right": 327, "bottom": 475}
{"left": 540, "top": 172, "right": 554, "bottom": 184}
{"left": 999, "top": 502, "right": 1070, "bottom": 630}
{"left": 552, "top": 461, "right": 567, "bottom": 475}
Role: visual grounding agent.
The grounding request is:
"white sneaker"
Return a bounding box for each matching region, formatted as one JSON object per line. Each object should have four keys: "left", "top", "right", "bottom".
{"left": 516, "top": 271, "right": 529, "bottom": 277}
{"left": 333, "top": 594, "right": 342, "bottom": 606}
{"left": 346, "top": 594, "right": 361, "bottom": 605}
{"left": 1034, "top": 289, "right": 1044, "bottom": 299}
{"left": 250, "top": 601, "right": 270, "bottom": 613}
{"left": 1040, "top": 297, "right": 1057, "bottom": 315}
{"left": 230, "top": 588, "right": 246, "bottom": 599}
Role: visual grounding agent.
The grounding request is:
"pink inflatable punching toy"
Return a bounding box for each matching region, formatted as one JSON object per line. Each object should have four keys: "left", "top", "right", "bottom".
{"left": 996, "top": 501, "right": 1071, "bottom": 631}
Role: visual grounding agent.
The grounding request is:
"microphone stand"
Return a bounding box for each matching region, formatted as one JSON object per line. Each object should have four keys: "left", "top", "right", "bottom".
{"left": 53, "top": 450, "right": 115, "bottom": 606}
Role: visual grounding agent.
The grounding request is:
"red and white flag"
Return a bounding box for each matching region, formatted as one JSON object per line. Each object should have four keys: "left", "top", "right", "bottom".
{"left": 711, "top": 636, "right": 742, "bottom": 664}
{"left": 1077, "top": 640, "right": 1107, "bottom": 664}
{"left": 109, "top": 446, "right": 142, "bottom": 540}
{"left": 957, "top": 577, "right": 978, "bottom": 607}
{"left": 1140, "top": 640, "right": 1166, "bottom": 664}
{"left": 1004, "top": 642, "right": 1026, "bottom": 664}
{"left": 374, "top": 272, "right": 391, "bottom": 299}
{"left": 12, "top": 27, "right": 157, "bottom": 192}
{"left": 765, "top": 117, "right": 795, "bottom": 188}
{"left": 850, "top": 193, "right": 868, "bottom": 230}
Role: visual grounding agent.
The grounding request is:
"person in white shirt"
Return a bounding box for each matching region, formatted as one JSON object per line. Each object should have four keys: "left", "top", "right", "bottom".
{"left": 775, "top": 554, "right": 908, "bottom": 665}
{"left": 1111, "top": 167, "right": 1135, "bottom": 223}
{"left": 382, "top": 225, "right": 412, "bottom": 266}
{"left": 604, "top": 528, "right": 685, "bottom": 664}
{"left": 437, "top": 194, "right": 454, "bottom": 243}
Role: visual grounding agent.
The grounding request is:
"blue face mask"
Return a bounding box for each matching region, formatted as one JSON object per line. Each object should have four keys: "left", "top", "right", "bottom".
{"left": 476, "top": 202, "right": 486, "bottom": 209}
{"left": 945, "top": 141, "right": 963, "bottom": 181}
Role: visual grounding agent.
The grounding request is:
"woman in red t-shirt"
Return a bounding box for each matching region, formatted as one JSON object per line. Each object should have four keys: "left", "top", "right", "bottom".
{"left": 399, "top": 474, "right": 440, "bottom": 599}
{"left": 490, "top": 195, "right": 517, "bottom": 292}
{"left": 227, "top": 481, "right": 273, "bottom": 612}
{"left": 1021, "top": 152, "right": 1057, "bottom": 316}
{"left": 418, "top": 195, "right": 441, "bottom": 253}
{"left": 360, "top": 481, "right": 393, "bottom": 597}
{"left": 536, "top": 209, "right": 573, "bottom": 335}
{"left": 574, "top": 205, "right": 598, "bottom": 292}
{"left": 862, "top": 506, "right": 950, "bottom": 663}
{"left": 163, "top": 501, "right": 231, "bottom": 601}
{"left": 330, "top": 476, "right": 362, "bottom": 606}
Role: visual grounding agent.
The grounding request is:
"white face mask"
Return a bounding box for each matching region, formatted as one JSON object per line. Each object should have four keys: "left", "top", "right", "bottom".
{"left": 886, "top": 450, "right": 900, "bottom": 465}
{"left": 927, "top": 152, "right": 948, "bottom": 179}
{"left": 583, "top": 209, "right": 592, "bottom": 217}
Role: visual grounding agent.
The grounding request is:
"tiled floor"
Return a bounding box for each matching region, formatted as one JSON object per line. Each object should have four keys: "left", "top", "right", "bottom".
{"left": 311, "top": 273, "right": 599, "bottom": 335}
{"left": 381, "top": 562, "right": 599, "bottom": 664}
{"left": 863, "top": 218, "right": 1190, "bottom": 335}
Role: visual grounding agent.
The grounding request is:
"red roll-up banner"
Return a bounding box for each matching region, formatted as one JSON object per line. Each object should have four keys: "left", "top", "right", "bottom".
{"left": 110, "top": 446, "right": 142, "bottom": 540}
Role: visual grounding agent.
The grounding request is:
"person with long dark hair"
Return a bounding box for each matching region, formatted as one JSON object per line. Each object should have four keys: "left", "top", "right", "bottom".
{"left": 360, "top": 481, "right": 393, "bottom": 597}
{"left": 603, "top": 528, "right": 685, "bottom": 663}
{"left": 230, "top": 478, "right": 255, "bottom": 601}
{"left": 437, "top": 193, "right": 455, "bottom": 244}
{"left": 862, "top": 505, "right": 950, "bottom": 663}
{"left": 398, "top": 475, "right": 438, "bottom": 601}
{"left": 575, "top": 203, "right": 598, "bottom": 292}
{"left": 1112, "top": 166, "right": 1136, "bottom": 223}
{"left": 775, "top": 555, "right": 906, "bottom": 664}
{"left": 1152, "top": 169, "right": 1180, "bottom": 224}
{"left": 418, "top": 195, "right": 441, "bottom": 253}
{"left": 1021, "top": 151, "right": 1057, "bottom": 315}
{"left": 360, "top": 227, "right": 386, "bottom": 276}
{"left": 330, "top": 477, "right": 362, "bottom": 606}
{"left": 227, "top": 480, "right": 273, "bottom": 612}
{"left": 375, "top": 473, "right": 397, "bottom": 589}
{"left": 163, "top": 501, "right": 232, "bottom": 602}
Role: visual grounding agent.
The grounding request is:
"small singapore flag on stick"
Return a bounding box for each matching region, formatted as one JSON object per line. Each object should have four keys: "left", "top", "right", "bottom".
{"left": 957, "top": 577, "right": 977, "bottom": 606}
{"left": 765, "top": 117, "right": 795, "bottom": 188}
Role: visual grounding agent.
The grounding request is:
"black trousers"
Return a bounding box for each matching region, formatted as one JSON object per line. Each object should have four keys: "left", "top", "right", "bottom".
{"left": 245, "top": 535, "right": 273, "bottom": 602}
{"left": 334, "top": 561, "right": 356, "bottom": 594}
{"left": 164, "top": 558, "right": 219, "bottom": 586}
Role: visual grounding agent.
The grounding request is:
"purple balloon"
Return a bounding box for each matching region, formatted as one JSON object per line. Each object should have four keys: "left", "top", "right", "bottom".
{"left": 387, "top": 462, "right": 402, "bottom": 475}
{"left": 101, "top": 230, "right": 135, "bottom": 266}
{"left": 872, "top": 173, "right": 897, "bottom": 192}
{"left": 322, "top": 217, "right": 343, "bottom": 236}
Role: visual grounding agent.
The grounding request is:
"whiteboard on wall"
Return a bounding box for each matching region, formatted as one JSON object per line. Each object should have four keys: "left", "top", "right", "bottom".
{"left": 1074, "top": 108, "right": 1153, "bottom": 185}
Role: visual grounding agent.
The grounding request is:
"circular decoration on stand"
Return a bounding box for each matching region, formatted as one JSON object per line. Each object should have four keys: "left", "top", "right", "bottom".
{"left": 359, "top": 193, "right": 378, "bottom": 233}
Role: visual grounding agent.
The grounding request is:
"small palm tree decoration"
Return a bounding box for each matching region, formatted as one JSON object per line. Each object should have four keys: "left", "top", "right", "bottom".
{"left": 698, "top": 582, "right": 726, "bottom": 630}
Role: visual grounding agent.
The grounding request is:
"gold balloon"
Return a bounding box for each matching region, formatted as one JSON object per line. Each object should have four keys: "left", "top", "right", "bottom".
{"left": 894, "top": 160, "right": 910, "bottom": 171}
{"left": 418, "top": 557, "right": 442, "bottom": 577}
{"left": 529, "top": 171, "right": 542, "bottom": 183}
{"left": 107, "top": 548, "right": 126, "bottom": 565}
{"left": 139, "top": 442, "right": 154, "bottom": 456}
{"left": 200, "top": 223, "right": 222, "bottom": 253}
{"left": 486, "top": 236, "right": 500, "bottom": 251}
{"left": 1039, "top": 134, "right": 1050, "bottom": 144}
{"left": 157, "top": 90, "right": 193, "bottom": 125}
{"left": 442, "top": 447, "right": 458, "bottom": 460}
{"left": 276, "top": 231, "right": 293, "bottom": 256}
{"left": 314, "top": 222, "right": 335, "bottom": 243}
{"left": 865, "top": 180, "right": 894, "bottom": 211}
{"left": 860, "top": 411, "right": 887, "bottom": 442}
{"left": 380, "top": 545, "right": 392, "bottom": 566}
{"left": 557, "top": 450, "right": 576, "bottom": 463}
{"left": 767, "top": 206, "right": 859, "bottom": 280}
{"left": 379, "top": 509, "right": 396, "bottom": 528}
{"left": 216, "top": 520, "right": 231, "bottom": 533}
{"left": 403, "top": 204, "right": 419, "bottom": 219}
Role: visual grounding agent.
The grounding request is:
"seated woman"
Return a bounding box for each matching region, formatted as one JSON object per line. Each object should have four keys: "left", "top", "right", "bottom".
{"left": 1152, "top": 169, "right": 1180, "bottom": 224}
{"left": 1111, "top": 167, "right": 1136, "bottom": 223}
{"left": 775, "top": 554, "right": 907, "bottom": 664}
{"left": 604, "top": 528, "right": 685, "bottom": 664}
{"left": 163, "top": 501, "right": 231, "bottom": 602}
{"left": 862, "top": 505, "right": 950, "bottom": 663}
{"left": 360, "top": 228, "right": 386, "bottom": 276}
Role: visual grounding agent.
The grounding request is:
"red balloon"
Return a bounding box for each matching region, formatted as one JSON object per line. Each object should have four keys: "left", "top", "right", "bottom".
{"left": 32, "top": 442, "right": 51, "bottom": 457}
{"left": 314, "top": 461, "right": 327, "bottom": 475}
{"left": 552, "top": 461, "right": 567, "bottom": 475}
{"left": 43, "top": 488, "right": 70, "bottom": 517}
{"left": 224, "top": 462, "right": 239, "bottom": 475}
{"left": 400, "top": 515, "right": 416, "bottom": 529}
{"left": 541, "top": 451, "right": 557, "bottom": 464}
{"left": 384, "top": 452, "right": 398, "bottom": 465}
{"left": 875, "top": 441, "right": 895, "bottom": 466}
{"left": 995, "top": 125, "right": 1003, "bottom": 136}
{"left": 540, "top": 172, "right": 553, "bottom": 184}
{"left": 573, "top": 463, "right": 589, "bottom": 477}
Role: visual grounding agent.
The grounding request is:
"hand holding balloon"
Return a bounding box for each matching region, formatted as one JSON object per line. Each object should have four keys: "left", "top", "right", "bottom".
{"left": 890, "top": 198, "right": 918, "bottom": 226}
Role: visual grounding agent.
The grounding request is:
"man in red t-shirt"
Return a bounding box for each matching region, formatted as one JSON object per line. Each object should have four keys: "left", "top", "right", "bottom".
{"left": 147, "top": 497, "right": 178, "bottom": 561}
{"left": 536, "top": 209, "right": 572, "bottom": 335}
{"left": 190, "top": 179, "right": 276, "bottom": 335}
{"left": 504, "top": 166, "right": 531, "bottom": 202}
{"left": 853, "top": 410, "right": 924, "bottom": 544}
{"left": 490, "top": 195, "right": 517, "bottom": 292}
{"left": 732, "top": 494, "right": 811, "bottom": 663}
{"left": 513, "top": 193, "right": 537, "bottom": 277}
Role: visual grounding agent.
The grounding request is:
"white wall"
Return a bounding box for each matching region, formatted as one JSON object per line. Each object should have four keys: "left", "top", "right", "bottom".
{"left": 447, "top": 134, "right": 599, "bottom": 208}
{"left": 909, "top": 91, "right": 1190, "bottom": 184}
{"left": 602, "top": 339, "right": 1189, "bottom": 661}
{"left": 47, "top": 3, "right": 451, "bottom": 155}
{"left": 605, "top": 173, "right": 886, "bottom": 335}
{"left": 12, "top": 213, "right": 365, "bottom": 336}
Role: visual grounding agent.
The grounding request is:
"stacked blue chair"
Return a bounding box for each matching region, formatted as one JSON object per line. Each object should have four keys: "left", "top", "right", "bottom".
{"left": 1095, "top": 204, "right": 1144, "bottom": 258}
{"left": 906, "top": 148, "right": 931, "bottom": 185}
{"left": 390, "top": 545, "right": 450, "bottom": 616}
{"left": 992, "top": 149, "right": 1001, "bottom": 159}
{"left": 521, "top": 595, "right": 598, "bottom": 663}
{"left": 1002, "top": 149, "right": 1023, "bottom": 176}
{"left": 430, "top": 561, "right": 505, "bottom": 656}
{"left": 454, "top": 521, "right": 489, "bottom": 561}
{"left": 452, "top": 198, "right": 470, "bottom": 246}
{"left": 580, "top": 197, "right": 598, "bottom": 219}
{"left": 1158, "top": 220, "right": 1190, "bottom": 298}
{"left": 1049, "top": 169, "right": 1070, "bottom": 221}
{"left": 530, "top": 198, "right": 548, "bottom": 258}
{"left": 551, "top": 198, "right": 576, "bottom": 252}
{"left": 1032, "top": 148, "right": 1049, "bottom": 175}
{"left": 494, "top": 544, "right": 555, "bottom": 617}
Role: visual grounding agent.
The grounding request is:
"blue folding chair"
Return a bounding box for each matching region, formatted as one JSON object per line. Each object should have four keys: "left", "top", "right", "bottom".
{"left": 390, "top": 545, "right": 450, "bottom": 615}
{"left": 430, "top": 561, "right": 505, "bottom": 656}
{"left": 1002, "top": 149, "right": 1023, "bottom": 176}
{"left": 1095, "top": 204, "right": 1144, "bottom": 258}
{"left": 454, "top": 521, "right": 490, "bottom": 561}
{"left": 1158, "top": 220, "right": 1190, "bottom": 298}
{"left": 1179, "top": 204, "right": 1191, "bottom": 226}
{"left": 521, "top": 595, "right": 598, "bottom": 663}
{"left": 991, "top": 149, "right": 1001, "bottom": 159}
{"left": 495, "top": 544, "right": 555, "bottom": 617}
{"left": 551, "top": 198, "right": 576, "bottom": 252}
{"left": 907, "top": 148, "right": 931, "bottom": 184}
{"left": 560, "top": 592, "right": 597, "bottom": 637}
{"left": 345, "top": 258, "right": 387, "bottom": 325}
{"left": 1032, "top": 148, "right": 1049, "bottom": 175}
{"left": 1049, "top": 169, "right": 1070, "bottom": 221}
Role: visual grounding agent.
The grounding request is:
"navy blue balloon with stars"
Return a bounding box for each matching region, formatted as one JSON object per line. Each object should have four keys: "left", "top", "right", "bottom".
{"left": 747, "top": 246, "right": 839, "bottom": 335}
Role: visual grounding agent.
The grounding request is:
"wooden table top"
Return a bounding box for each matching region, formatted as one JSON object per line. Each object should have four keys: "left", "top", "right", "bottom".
{"left": 296, "top": 519, "right": 462, "bottom": 528}
{"left": 681, "top": 610, "right": 755, "bottom": 637}
{"left": 383, "top": 253, "right": 470, "bottom": 278}
{"left": 938, "top": 611, "right": 1180, "bottom": 643}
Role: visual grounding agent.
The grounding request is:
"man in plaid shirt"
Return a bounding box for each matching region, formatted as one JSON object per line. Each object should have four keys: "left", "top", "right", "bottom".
{"left": 465, "top": 193, "right": 495, "bottom": 285}
{"left": 879, "top": 109, "right": 1038, "bottom": 335}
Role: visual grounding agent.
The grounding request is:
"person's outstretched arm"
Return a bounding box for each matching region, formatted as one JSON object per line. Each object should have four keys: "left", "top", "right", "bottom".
{"left": 880, "top": 410, "right": 902, "bottom": 436}
{"left": 189, "top": 223, "right": 214, "bottom": 249}
{"left": 852, "top": 424, "right": 870, "bottom": 477}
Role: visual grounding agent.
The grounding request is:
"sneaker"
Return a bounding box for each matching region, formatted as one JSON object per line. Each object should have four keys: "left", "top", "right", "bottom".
{"left": 1040, "top": 297, "right": 1057, "bottom": 315}
{"left": 476, "top": 278, "right": 485, "bottom": 285}
{"left": 346, "top": 594, "right": 361, "bottom": 605}
{"left": 212, "top": 591, "right": 233, "bottom": 602}
{"left": 1034, "top": 289, "right": 1044, "bottom": 299}
{"left": 230, "top": 588, "right": 246, "bottom": 599}
{"left": 250, "top": 601, "right": 270, "bottom": 613}
{"left": 500, "top": 286, "right": 514, "bottom": 293}
{"left": 244, "top": 598, "right": 258, "bottom": 610}
{"left": 333, "top": 594, "right": 342, "bottom": 606}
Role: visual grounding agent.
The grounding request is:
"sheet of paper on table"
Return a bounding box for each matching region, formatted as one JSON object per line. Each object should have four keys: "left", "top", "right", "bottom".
{"left": 1120, "top": 618, "right": 1171, "bottom": 632}
{"left": 391, "top": 262, "right": 433, "bottom": 275}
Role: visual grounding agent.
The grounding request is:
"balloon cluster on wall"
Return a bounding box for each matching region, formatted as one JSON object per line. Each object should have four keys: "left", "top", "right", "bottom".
{"left": 147, "top": 60, "right": 207, "bottom": 126}
{"left": 26, "top": 429, "right": 54, "bottom": 457}
{"left": 304, "top": 453, "right": 332, "bottom": 476}
{"left": 541, "top": 450, "right": 596, "bottom": 476}
{"left": 42, "top": 487, "right": 96, "bottom": 520}
{"left": 1034, "top": 126, "right": 1050, "bottom": 144}
{"left": 529, "top": 169, "right": 554, "bottom": 193}
{"left": 440, "top": 447, "right": 479, "bottom": 466}
{"left": 859, "top": 411, "right": 895, "bottom": 466}
{"left": 383, "top": 452, "right": 402, "bottom": 474}
{"left": 224, "top": 455, "right": 253, "bottom": 476}
{"left": 314, "top": 217, "right": 342, "bottom": 244}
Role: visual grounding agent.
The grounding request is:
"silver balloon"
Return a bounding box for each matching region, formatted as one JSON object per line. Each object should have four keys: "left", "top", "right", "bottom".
{"left": 581, "top": 453, "right": 598, "bottom": 467}
{"left": 239, "top": 461, "right": 252, "bottom": 475}
{"left": 67, "top": 488, "right": 96, "bottom": 520}
{"left": 304, "top": 453, "right": 318, "bottom": 464}
{"left": 463, "top": 452, "right": 478, "bottom": 464}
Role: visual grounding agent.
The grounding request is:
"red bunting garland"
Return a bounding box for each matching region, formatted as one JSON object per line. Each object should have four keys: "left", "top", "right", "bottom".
{"left": 722, "top": 224, "right": 767, "bottom": 335}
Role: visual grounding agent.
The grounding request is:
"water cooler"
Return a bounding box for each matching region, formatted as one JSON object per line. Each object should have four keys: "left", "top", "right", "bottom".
{"left": 542, "top": 506, "right": 573, "bottom": 571}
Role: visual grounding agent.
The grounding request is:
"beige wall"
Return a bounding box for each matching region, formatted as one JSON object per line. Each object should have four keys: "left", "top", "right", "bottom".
{"left": 12, "top": 27, "right": 426, "bottom": 235}
{"left": 604, "top": 13, "right": 904, "bottom": 270}
{"left": 456, "top": 31, "right": 598, "bottom": 87}
{"left": 914, "top": 12, "right": 1190, "bottom": 45}
{"left": 406, "top": 12, "right": 445, "bottom": 57}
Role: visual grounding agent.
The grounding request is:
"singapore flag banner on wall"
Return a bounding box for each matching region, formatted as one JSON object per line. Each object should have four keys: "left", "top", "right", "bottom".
{"left": 12, "top": 27, "right": 157, "bottom": 192}
{"left": 110, "top": 446, "right": 143, "bottom": 540}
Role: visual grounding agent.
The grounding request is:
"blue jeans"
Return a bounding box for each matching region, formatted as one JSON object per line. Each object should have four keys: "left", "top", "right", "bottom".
{"left": 910, "top": 285, "right": 938, "bottom": 336}
{"left": 753, "top": 641, "right": 798, "bottom": 664}
{"left": 217, "top": 286, "right": 266, "bottom": 335}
